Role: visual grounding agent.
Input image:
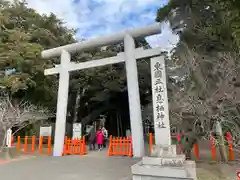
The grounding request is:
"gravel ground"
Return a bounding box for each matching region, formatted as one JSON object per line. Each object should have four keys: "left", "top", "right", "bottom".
{"left": 0, "top": 146, "right": 239, "bottom": 180}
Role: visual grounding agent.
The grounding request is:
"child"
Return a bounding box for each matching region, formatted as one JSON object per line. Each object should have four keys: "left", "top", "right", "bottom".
{"left": 96, "top": 127, "right": 104, "bottom": 150}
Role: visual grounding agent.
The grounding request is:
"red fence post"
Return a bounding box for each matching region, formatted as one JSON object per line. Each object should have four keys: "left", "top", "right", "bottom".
{"left": 149, "top": 133, "right": 153, "bottom": 154}
{"left": 128, "top": 136, "right": 133, "bottom": 157}
{"left": 24, "top": 136, "right": 28, "bottom": 153}
{"left": 226, "top": 131, "right": 234, "bottom": 161}
{"left": 47, "top": 136, "right": 51, "bottom": 155}
{"left": 10, "top": 136, "right": 14, "bottom": 147}
{"left": 193, "top": 144, "right": 199, "bottom": 160}
{"left": 176, "top": 133, "right": 182, "bottom": 153}
{"left": 39, "top": 136, "right": 43, "bottom": 154}
{"left": 17, "top": 136, "right": 21, "bottom": 152}
{"left": 108, "top": 135, "right": 113, "bottom": 156}
{"left": 32, "top": 136, "right": 35, "bottom": 153}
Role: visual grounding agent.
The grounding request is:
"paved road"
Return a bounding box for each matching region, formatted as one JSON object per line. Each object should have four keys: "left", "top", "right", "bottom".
{"left": 0, "top": 150, "right": 139, "bottom": 180}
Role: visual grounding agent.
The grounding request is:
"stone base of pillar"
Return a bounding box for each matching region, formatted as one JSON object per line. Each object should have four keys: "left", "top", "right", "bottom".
{"left": 131, "top": 145, "right": 197, "bottom": 180}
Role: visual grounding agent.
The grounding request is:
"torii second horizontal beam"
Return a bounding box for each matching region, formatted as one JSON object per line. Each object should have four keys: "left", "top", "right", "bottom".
{"left": 44, "top": 47, "right": 161, "bottom": 75}
{"left": 41, "top": 23, "right": 161, "bottom": 59}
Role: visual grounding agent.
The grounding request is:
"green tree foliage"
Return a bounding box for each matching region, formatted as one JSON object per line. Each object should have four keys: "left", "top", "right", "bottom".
{"left": 0, "top": 0, "right": 77, "bottom": 107}
{"left": 157, "top": 0, "right": 240, "bottom": 51}
{"left": 0, "top": 0, "right": 154, "bottom": 124}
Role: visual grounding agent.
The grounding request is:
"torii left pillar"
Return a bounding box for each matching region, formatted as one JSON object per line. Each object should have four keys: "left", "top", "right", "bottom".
{"left": 53, "top": 50, "right": 70, "bottom": 156}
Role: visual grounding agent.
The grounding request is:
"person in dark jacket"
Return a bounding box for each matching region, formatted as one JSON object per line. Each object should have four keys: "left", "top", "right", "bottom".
{"left": 88, "top": 123, "right": 96, "bottom": 151}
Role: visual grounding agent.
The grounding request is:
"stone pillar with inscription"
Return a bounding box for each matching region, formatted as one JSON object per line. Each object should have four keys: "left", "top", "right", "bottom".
{"left": 130, "top": 56, "right": 197, "bottom": 180}
{"left": 151, "top": 56, "right": 171, "bottom": 146}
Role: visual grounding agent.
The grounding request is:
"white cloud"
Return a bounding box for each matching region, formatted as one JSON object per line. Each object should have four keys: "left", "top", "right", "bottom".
{"left": 147, "top": 22, "right": 179, "bottom": 52}
{"left": 24, "top": 0, "right": 179, "bottom": 49}
{"left": 26, "top": 0, "right": 80, "bottom": 28}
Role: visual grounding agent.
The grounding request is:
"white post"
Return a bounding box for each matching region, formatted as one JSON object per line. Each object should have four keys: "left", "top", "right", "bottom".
{"left": 6, "top": 129, "right": 12, "bottom": 147}
{"left": 53, "top": 50, "right": 71, "bottom": 156}
{"left": 151, "top": 56, "right": 171, "bottom": 146}
{"left": 124, "top": 34, "right": 144, "bottom": 157}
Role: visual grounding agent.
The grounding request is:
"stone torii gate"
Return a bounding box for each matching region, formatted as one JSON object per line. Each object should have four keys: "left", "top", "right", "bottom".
{"left": 41, "top": 23, "right": 162, "bottom": 157}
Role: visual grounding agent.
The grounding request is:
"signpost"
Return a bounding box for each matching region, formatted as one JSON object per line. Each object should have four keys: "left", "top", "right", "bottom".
{"left": 6, "top": 129, "right": 12, "bottom": 147}
{"left": 72, "top": 123, "right": 82, "bottom": 139}
{"left": 40, "top": 126, "right": 52, "bottom": 137}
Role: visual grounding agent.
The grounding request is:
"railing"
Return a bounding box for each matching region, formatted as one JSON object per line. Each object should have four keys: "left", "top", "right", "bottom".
{"left": 108, "top": 136, "right": 133, "bottom": 157}
{"left": 63, "top": 136, "right": 87, "bottom": 155}
{"left": 13, "top": 136, "right": 52, "bottom": 155}
{"left": 148, "top": 132, "right": 236, "bottom": 161}
{"left": 10, "top": 136, "right": 87, "bottom": 156}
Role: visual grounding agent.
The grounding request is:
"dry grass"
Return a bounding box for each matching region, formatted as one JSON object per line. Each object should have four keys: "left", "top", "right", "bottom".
{"left": 196, "top": 162, "right": 240, "bottom": 180}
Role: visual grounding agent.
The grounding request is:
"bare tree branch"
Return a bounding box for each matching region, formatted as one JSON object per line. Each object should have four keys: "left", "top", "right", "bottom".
{"left": 0, "top": 94, "right": 53, "bottom": 151}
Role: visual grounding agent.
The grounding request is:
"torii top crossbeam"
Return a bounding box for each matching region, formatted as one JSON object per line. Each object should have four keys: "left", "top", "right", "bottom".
{"left": 41, "top": 23, "right": 161, "bottom": 59}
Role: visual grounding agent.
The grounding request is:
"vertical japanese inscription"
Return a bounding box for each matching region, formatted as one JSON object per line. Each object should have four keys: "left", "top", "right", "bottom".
{"left": 152, "top": 61, "right": 166, "bottom": 128}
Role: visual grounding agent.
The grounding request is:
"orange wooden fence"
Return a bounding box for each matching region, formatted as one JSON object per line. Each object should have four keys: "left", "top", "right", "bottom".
{"left": 63, "top": 136, "right": 87, "bottom": 155}
{"left": 11, "top": 136, "right": 87, "bottom": 156}
{"left": 108, "top": 136, "right": 133, "bottom": 157}
{"left": 148, "top": 132, "right": 236, "bottom": 161}
{"left": 148, "top": 133, "right": 184, "bottom": 154}
{"left": 14, "top": 136, "right": 52, "bottom": 155}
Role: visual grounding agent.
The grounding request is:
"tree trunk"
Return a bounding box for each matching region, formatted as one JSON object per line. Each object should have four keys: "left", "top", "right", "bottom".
{"left": 73, "top": 88, "right": 85, "bottom": 123}
{"left": 182, "top": 132, "right": 198, "bottom": 160}
{"left": 0, "top": 130, "right": 7, "bottom": 153}
{"left": 216, "top": 122, "right": 228, "bottom": 162}
{"left": 0, "top": 130, "right": 12, "bottom": 160}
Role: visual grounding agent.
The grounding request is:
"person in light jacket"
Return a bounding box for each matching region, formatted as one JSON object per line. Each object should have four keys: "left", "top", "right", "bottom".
{"left": 102, "top": 126, "right": 108, "bottom": 148}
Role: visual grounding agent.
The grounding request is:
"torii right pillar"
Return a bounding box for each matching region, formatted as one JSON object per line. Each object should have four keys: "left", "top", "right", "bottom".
{"left": 124, "top": 33, "right": 144, "bottom": 157}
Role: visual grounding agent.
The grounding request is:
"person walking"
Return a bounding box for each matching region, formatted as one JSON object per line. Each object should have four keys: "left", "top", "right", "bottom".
{"left": 88, "top": 123, "right": 96, "bottom": 151}
{"left": 102, "top": 126, "right": 108, "bottom": 148}
{"left": 96, "top": 127, "right": 104, "bottom": 150}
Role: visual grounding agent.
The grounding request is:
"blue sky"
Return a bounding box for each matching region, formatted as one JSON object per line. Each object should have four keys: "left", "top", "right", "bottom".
{"left": 24, "top": 0, "right": 178, "bottom": 50}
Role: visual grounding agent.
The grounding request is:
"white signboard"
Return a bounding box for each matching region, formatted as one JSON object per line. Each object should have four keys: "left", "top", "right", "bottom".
{"left": 6, "top": 129, "right": 12, "bottom": 147}
{"left": 151, "top": 56, "right": 171, "bottom": 146}
{"left": 72, "top": 123, "right": 82, "bottom": 139}
{"left": 126, "top": 129, "right": 131, "bottom": 137}
{"left": 40, "top": 126, "right": 52, "bottom": 137}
